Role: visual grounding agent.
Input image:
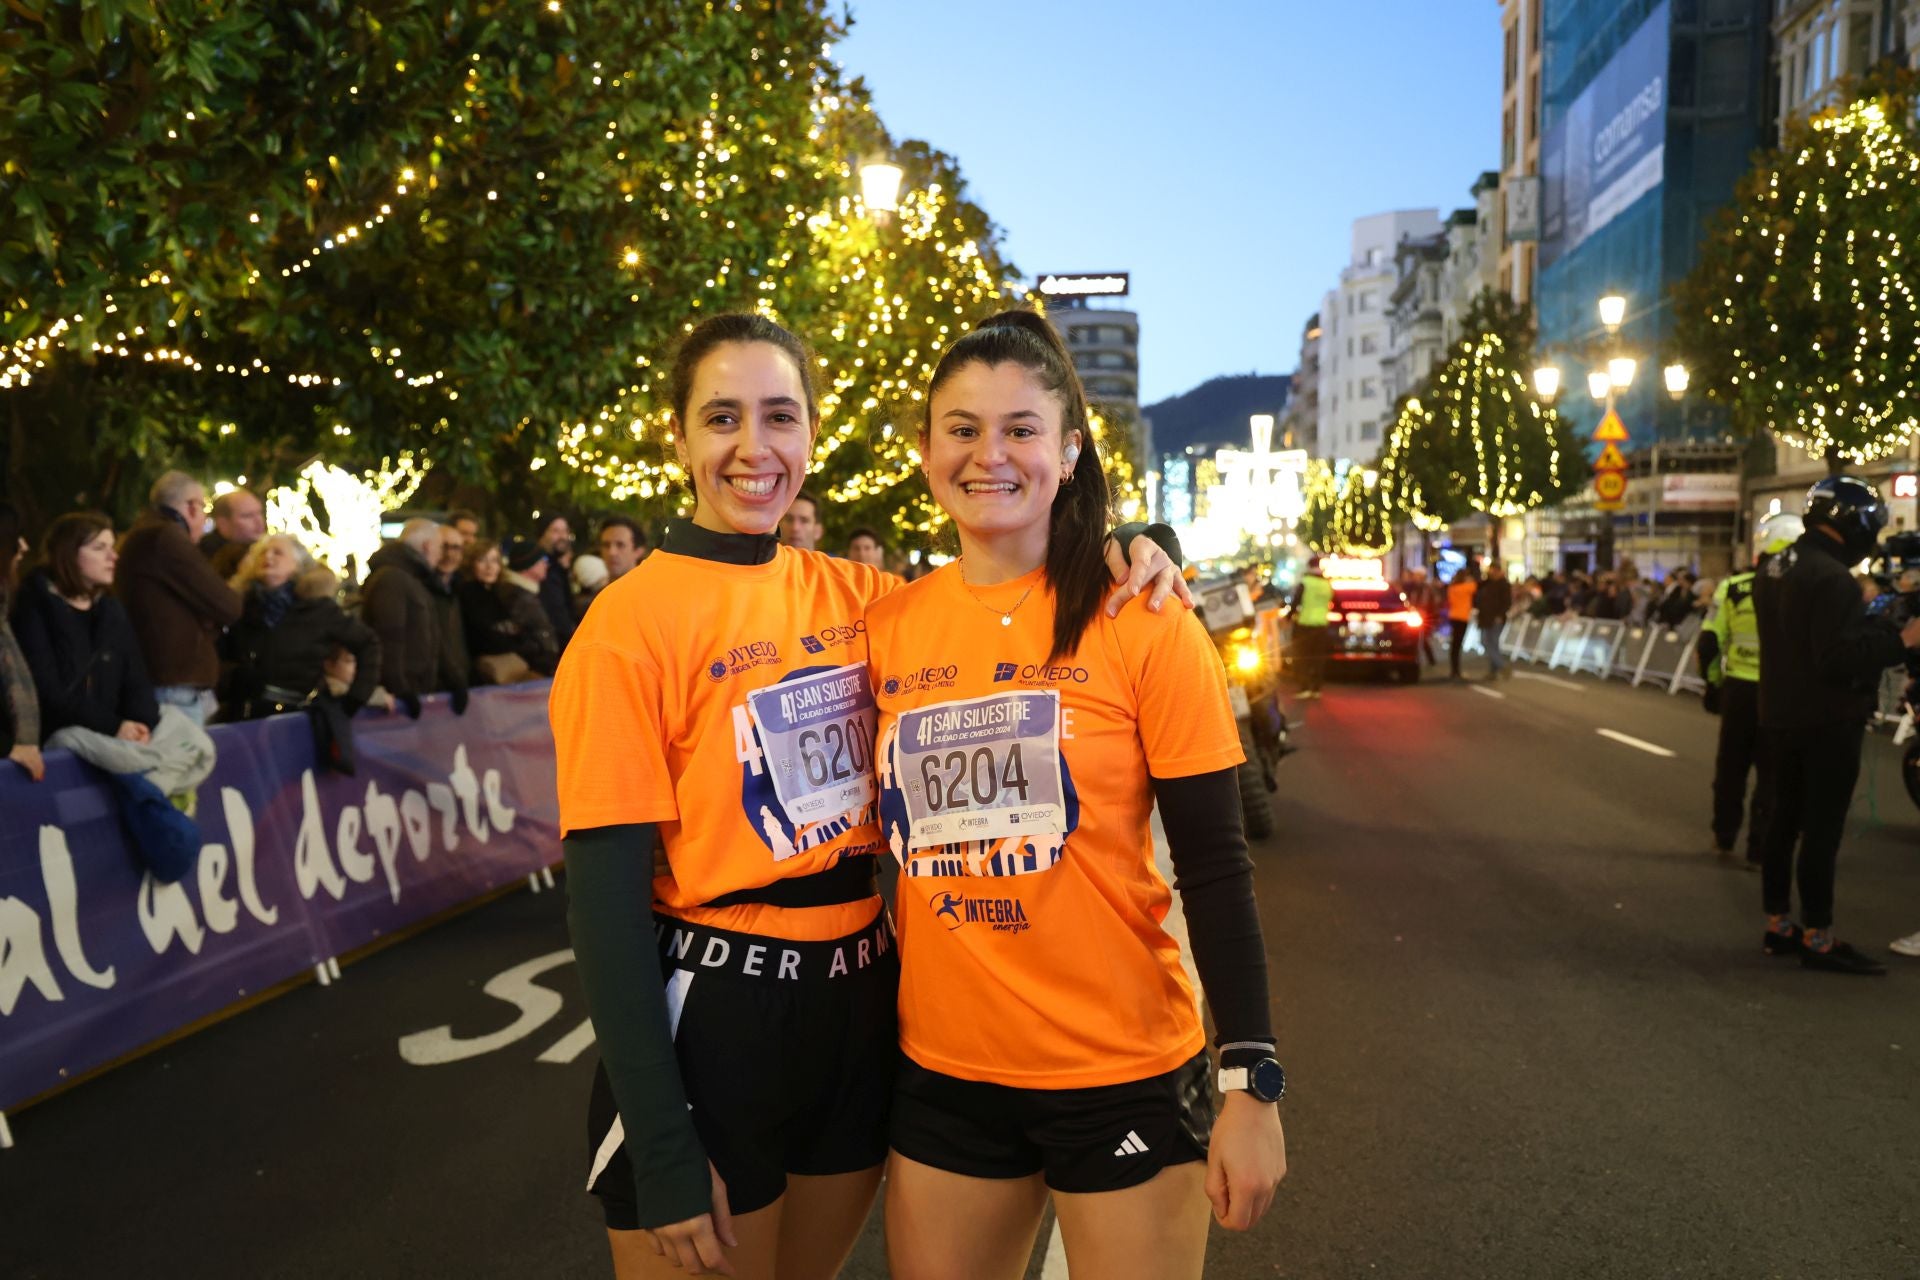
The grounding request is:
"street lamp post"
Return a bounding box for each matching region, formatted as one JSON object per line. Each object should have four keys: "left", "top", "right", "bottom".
{"left": 1531, "top": 294, "right": 1689, "bottom": 572}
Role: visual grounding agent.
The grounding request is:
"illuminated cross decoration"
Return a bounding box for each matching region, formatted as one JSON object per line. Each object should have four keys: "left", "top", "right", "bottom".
{"left": 1213, "top": 413, "right": 1308, "bottom": 540}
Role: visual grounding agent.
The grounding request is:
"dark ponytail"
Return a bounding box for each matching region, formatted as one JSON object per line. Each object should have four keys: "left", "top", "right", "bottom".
{"left": 924, "top": 309, "right": 1112, "bottom": 662}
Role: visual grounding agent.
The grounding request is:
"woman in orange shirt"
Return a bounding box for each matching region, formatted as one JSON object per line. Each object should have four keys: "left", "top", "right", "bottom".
{"left": 550, "top": 313, "right": 1188, "bottom": 1280}
{"left": 867, "top": 311, "right": 1288, "bottom": 1280}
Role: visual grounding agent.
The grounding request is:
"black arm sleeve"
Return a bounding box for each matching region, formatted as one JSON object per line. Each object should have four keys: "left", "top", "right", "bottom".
{"left": 1152, "top": 768, "right": 1273, "bottom": 1055}
{"left": 1110, "top": 523, "right": 1186, "bottom": 569}
{"left": 564, "top": 824, "right": 712, "bottom": 1229}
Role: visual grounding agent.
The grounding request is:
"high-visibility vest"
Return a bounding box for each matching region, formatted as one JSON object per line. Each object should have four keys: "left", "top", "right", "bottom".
{"left": 1296, "top": 573, "right": 1333, "bottom": 627}
{"left": 1708, "top": 571, "right": 1760, "bottom": 683}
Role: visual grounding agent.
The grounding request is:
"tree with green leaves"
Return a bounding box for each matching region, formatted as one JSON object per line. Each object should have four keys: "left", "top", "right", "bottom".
{"left": 1399, "top": 291, "right": 1583, "bottom": 553}
{"left": 1, "top": 0, "right": 1025, "bottom": 540}
{"left": 1675, "top": 64, "right": 1920, "bottom": 471}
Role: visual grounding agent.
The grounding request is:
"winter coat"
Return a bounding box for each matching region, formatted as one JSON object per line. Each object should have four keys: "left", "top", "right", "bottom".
{"left": 462, "top": 575, "right": 559, "bottom": 675}
{"left": 536, "top": 554, "right": 578, "bottom": 650}
{"left": 1473, "top": 578, "right": 1513, "bottom": 624}
{"left": 431, "top": 575, "right": 471, "bottom": 691}
{"left": 1756, "top": 531, "right": 1907, "bottom": 731}
{"left": 115, "top": 510, "right": 244, "bottom": 689}
{"left": 11, "top": 567, "right": 160, "bottom": 737}
{"left": 360, "top": 542, "right": 466, "bottom": 697}
{"left": 221, "top": 567, "right": 382, "bottom": 717}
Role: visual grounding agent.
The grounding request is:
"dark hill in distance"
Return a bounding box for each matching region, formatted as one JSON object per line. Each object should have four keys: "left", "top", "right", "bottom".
{"left": 1144, "top": 373, "right": 1292, "bottom": 458}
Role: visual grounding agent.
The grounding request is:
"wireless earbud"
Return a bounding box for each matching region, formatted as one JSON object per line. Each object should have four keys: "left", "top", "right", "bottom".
{"left": 1063, "top": 443, "right": 1081, "bottom": 466}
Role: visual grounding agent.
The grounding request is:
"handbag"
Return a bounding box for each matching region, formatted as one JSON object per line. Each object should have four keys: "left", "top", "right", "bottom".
{"left": 475, "top": 651, "right": 533, "bottom": 685}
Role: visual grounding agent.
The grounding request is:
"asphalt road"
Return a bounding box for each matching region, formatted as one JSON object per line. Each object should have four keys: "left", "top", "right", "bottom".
{"left": 4, "top": 651, "right": 1917, "bottom": 1278}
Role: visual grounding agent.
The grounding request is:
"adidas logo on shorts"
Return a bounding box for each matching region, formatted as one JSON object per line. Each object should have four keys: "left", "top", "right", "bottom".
{"left": 1112, "top": 1130, "right": 1150, "bottom": 1158}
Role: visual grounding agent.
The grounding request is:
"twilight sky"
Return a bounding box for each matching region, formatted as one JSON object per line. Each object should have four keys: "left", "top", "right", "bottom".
{"left": 834, "top": 1, "right": 1502, "bottom": 404}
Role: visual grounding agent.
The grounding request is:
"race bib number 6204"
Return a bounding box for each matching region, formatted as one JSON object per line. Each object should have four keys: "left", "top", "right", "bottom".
{"left": 746, "top": 665, "right": 878, "bottom": 826}
{"left": 897, "top": 691, "right": 1066, "bottom": 849}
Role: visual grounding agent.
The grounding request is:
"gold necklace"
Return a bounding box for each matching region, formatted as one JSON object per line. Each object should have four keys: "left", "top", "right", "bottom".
{"left": 957, "top": 558, "right": 1036, "bottom": 627}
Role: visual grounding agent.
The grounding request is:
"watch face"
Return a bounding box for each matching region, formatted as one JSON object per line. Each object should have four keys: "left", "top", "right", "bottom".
{"left": 1250, "top": 1059, "right": 1287, "bottom": 1103}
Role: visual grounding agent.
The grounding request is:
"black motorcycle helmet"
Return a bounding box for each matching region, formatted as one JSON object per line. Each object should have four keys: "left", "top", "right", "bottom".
{"left": 1803, "top": 476, "right": 1889, "bottom": 562}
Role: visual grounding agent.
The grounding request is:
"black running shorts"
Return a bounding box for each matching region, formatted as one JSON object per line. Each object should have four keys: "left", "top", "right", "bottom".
{"left": 889, "top": 1051, "right": 1213, "bottom": 1194}
{"left": 586, "top": 909, "right": 898, "bottom": 1229}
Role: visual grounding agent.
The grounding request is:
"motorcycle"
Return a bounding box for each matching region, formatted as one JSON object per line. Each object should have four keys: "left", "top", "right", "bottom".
{"left": 1195, "top": 577, "right": 1292, "bottom": 840}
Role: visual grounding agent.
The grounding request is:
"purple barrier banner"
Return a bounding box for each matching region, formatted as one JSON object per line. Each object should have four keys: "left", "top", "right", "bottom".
{"left": 0, "top": 683, "right": 560, "bottom": 1113}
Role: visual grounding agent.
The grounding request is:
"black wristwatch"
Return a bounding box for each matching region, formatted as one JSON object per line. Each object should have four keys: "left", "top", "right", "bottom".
{"left": 1216, "top": 1055, "right": 1286, "bottom": 1104}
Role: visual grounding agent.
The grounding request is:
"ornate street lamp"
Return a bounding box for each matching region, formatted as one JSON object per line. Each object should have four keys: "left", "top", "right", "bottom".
{"left": 1598, "top": 294, "right": 1627, "bottom": 332}
{"left": 859, "top": 159, "right": 904, "bottom": 223}
{"left": 1532, "top": 364, "right": 1562, "bottom": 400}
{"left": 1663, "top": 363, "right": 1691, "bottom": 400}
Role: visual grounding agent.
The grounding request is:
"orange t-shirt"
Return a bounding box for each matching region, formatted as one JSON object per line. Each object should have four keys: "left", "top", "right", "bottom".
{"left": 865, "top": 564, "right": 1245, "bottom": 1089}
{"left": 551, "top": 545, "right": 895, "bottom": 941}
{"left": 1446, "top": 579, "right": 1476, "bottom": 622}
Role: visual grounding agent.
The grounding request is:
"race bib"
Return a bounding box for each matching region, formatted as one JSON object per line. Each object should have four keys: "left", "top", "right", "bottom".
{"left": 746, "top": 665, "right": 878, "bottom": 838}
{"left": 896, "top": 691, "right": 1067, "bottom": 850}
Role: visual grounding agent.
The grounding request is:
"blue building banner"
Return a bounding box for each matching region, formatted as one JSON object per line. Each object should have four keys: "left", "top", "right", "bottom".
{"left": 0, "top": 684, "right": 560, "bottom": 1113}
{"left": 1540, "top": 1, "right": 1670, "bottom": 270}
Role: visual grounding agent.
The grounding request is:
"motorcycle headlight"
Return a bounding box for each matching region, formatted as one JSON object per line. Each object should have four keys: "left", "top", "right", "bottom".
{"left": 1232, "top": 642, "right": 1262, "bottom": 673}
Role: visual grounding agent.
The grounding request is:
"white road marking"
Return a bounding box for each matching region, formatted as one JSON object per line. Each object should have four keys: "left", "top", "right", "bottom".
{"left": 1512, "top": 671, "right": 1583, "bottom": 691}
{"left": 535, "top": 1017, "right": 598, "bottom": 1065}
{"left": 1471, "top": 685, "right": 1506, "bottom": 700}
{"left": 1596, "top": 728, "right": 1676, "bottom": 758}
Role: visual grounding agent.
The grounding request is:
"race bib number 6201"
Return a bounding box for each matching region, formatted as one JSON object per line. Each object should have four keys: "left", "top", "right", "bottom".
{"left": 897, "top": 691, "right": 1066, "bottom": 850}
{"left": 746, "top": 665, "right": 878, "bottom": 826}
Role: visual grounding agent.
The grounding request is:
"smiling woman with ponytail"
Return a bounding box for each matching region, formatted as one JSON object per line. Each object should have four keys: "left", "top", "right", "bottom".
{"left": 866, "top": 308, "right": 1288, "bottom": 1280}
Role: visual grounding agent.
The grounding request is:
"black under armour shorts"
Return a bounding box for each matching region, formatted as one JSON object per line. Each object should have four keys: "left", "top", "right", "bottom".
{"left": 585, "top": 908, "right": 898, "bottom": 1229}
{"left": 889, "top": 1050, "right": 1213, "bottom": 1194}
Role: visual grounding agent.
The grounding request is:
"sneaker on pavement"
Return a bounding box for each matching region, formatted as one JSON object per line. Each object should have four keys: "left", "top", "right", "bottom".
{"left": 1889, "top": 931, "right": 1920, "bottom": 958}
{"left": 1800, "top": 939, "right": 1887, "bottom": 975}
{"left": 1762, "top": 925, "right": 1802, "bottom": 957}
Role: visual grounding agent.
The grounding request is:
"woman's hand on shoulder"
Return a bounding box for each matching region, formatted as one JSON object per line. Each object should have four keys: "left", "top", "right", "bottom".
{"left": 1205, "top": 1089, "right": 1287, "bottom": 1231}
{"left": 1104, "top": 533, "right": 1194, "bottom": 618}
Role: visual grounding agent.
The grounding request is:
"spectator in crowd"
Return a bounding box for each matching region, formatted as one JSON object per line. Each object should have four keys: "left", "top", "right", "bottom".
{"left": 361, "top": 518, "right": 468, "bottom": 715}
{"left": 432, "top": 520, "right": 472, "bottom": 692}
{"left": 1565, "top": 570, "right": 1592, "bottom": 615}
{"left": 1583, "top": 572, "right": 1627, "bottom": 621}
{"left": 0, "top": 501, "right": 43, "bottom": 780}
{"left": 116, "top": 471, "right": 244, "bottom": 727}
{"left": 1896, "top": 566, "right": 1920, "bottom": 594}
{"left": 780, "top": 489, "right": 823, "bottom": 551}
{"left": 1474, "top": 561, "right": 1514, "bottom": 680}
{"left": 14, "top": 513, "right": 157, "bottom": 742}
{"left": 200, "top": 487, "right": 267, "bottom": 579}
{"left": 220, "top": 534, "right": 380, "bottom": 719}
{"left": 1856, "top": 572, "right": 1883, "bottom": 605}
{"left": 535, "top": 515, "right": 578, "bottom": 649}
{"left": 570, "top": 552, "right": 610, "bottom": 613}
{"left": 845, "top": 526, "right": 888, "bottom": 569}
{"left": 447, "top": 508, "right": 482, "bottom": 542}
{"left": 459, "top": 537, "right": 559, "bottom": 683}
{"left": 1445, "top": 562, "right": 1479, "bottom": 680}
{"left": 596, "top": 516, "right": 648, "bottom": 582}
{"left": 206, "top": 488, "right": 265, "bottom": 572}
{"left": 1401, "top": 566, "right": 1440, "bottom": 666}
{"left": 1654, "top": 570, "right": 1697, "bottom": 627}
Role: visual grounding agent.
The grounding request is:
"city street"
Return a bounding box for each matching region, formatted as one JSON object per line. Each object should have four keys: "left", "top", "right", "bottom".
{"left": 4, "top": 659, "right": 1917, "bottom": 1279}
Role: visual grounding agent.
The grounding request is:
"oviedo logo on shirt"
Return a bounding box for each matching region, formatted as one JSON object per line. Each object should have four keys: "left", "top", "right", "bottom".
{"left": 881, "top": 664, "right": 959, "bottom": 697}
{"left": 707, "top": 640, "right": 781, "bottom": 683}
{"left": 992, "top": 661, "right": 1091, "bottom": 685}
{"left": 800, "top": 619, "right": 866, "bottom": 655}
{"left": 929, "top": 889, "right": 1033, "bottom": 935}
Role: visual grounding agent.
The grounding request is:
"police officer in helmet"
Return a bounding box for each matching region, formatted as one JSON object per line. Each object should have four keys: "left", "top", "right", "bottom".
{"left": 1700, "top": 511, "right": 1803, "bottom": 868}
{"left": 1755, "top": 477, "right": 1920, "bottom": 974}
